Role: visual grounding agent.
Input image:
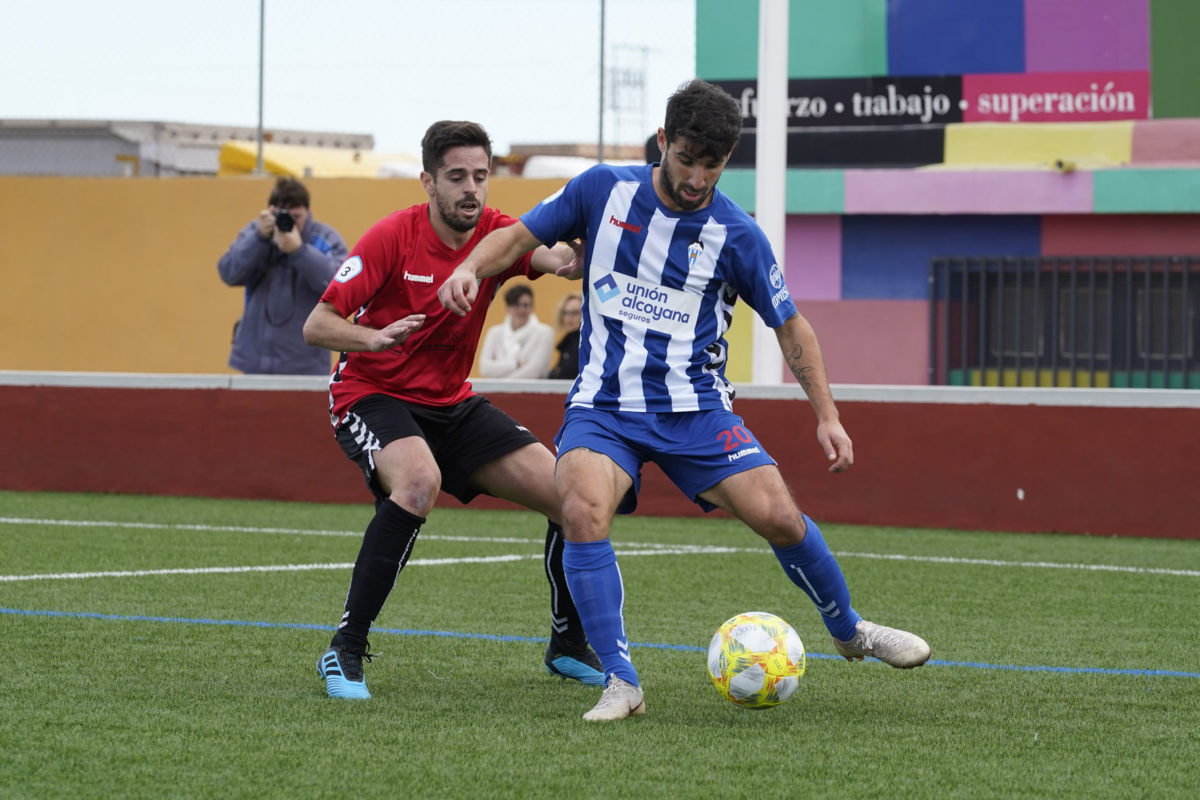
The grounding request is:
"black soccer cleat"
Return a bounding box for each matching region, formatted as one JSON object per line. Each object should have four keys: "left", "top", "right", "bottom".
{"left": 544, "top": 636, "right": 605, "bottom": 686}
{"left": 317, "top": 640, "right": 374, "bottom": 699}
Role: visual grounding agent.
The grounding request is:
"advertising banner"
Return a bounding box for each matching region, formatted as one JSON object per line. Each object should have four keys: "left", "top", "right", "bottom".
{"left": 717, "top": 76, "right": 964, "bottom": 129}
{"left": 714, "top": 71, "right": 1148, "bottom": 167}
{"left": 962, "top": 71, "right": 1150, "bottom": 123}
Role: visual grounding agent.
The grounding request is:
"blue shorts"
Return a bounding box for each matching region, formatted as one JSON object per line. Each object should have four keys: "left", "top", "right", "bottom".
{"left": 554, "top": 406, "right": 777, "bottom": 514}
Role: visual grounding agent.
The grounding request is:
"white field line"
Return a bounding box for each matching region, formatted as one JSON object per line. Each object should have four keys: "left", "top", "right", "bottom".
{"left": 1, "top": 516, "right": 1198, "bottom": 581}
{"left": 0, "top": 547, "right": 738, "bottom": 582}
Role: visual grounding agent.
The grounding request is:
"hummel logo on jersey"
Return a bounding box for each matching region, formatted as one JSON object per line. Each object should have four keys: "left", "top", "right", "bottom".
{"left": 593, "top": 274, "right": 620, "bottom": 302}
{"left": 609, "top": 214, "right": 641, "bottom": 234}
{"left": 404, "top": 270, "right": 434, "bottom": 284}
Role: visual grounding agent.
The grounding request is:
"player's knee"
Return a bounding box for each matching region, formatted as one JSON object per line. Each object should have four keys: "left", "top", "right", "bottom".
{"left": 385, "top": 466, "right": 440, "bottom": 516}
{"left": 559, "top": 492, "right": 610, "bottom": 541}
{"left": 754, "top": 505, "right": 806, "bottom": 548}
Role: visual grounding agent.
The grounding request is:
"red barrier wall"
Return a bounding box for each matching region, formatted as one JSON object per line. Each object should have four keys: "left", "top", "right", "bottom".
{"left": 2, "top": 379, "right": 1196, "bottom": 539}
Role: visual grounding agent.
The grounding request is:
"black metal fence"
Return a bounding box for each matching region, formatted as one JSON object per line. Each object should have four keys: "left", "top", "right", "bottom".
{"left": 929, "top": 256, "right": 1199, "bottom": 388}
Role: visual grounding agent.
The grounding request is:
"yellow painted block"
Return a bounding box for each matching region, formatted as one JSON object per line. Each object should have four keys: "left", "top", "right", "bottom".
{"left": 218, "top": 140, "right": 404, "bottom": 178}
{"left": 724, "top": 302, "right": 755, "bottom": 384}
{"left": 974, "top": 368, "right": 1111, "bottom": 387}
{"left": 944, "top": 122, "right": 1134, "bottom": 169}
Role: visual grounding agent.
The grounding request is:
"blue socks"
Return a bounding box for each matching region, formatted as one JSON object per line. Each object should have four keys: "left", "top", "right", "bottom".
{"left": 772, "top": 515, "right": 861, "bottom": 641}
{"left": 562, "top": 518, "right": 856, "bottom": 684}
{"left": 562, "top": 538, "right": 638, "bottom": 687}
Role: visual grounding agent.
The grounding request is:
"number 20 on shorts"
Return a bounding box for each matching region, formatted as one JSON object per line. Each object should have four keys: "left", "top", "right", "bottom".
{"left": 716, "top": 425, "right": 755, "bottom": 452}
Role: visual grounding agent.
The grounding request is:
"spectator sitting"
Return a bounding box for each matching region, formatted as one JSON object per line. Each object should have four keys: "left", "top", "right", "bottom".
{"left": 479, "top": 284, "right": 554, "bottom": 378}
{"left": 217, "top": 177, "right": 348, "bottom": 375}
{"left": 547, "top": 292, "right": 582, "bottom": 380}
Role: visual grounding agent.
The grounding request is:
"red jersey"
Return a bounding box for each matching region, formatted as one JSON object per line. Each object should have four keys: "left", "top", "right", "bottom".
{"left": 320, "top": 203, "right": 536, "bottom": 424}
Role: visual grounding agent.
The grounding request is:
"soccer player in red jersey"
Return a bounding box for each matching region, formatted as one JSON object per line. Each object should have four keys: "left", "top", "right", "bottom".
{"left": 302, "top": 120, "right": 599, "bottom": 699}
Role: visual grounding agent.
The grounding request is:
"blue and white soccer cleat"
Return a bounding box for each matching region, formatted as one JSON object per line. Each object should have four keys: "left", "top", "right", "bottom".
{"left": 317, "top": 643, "right": 372, "bottom": 699}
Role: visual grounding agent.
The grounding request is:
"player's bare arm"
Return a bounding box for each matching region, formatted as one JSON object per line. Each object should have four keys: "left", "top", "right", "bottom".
{"left": 530, "top": 239, "right": 585, "bottom": 280}
{"left": 302, "top": 301, "right": 426, "bottom": 353}
{"left": 438, "top": 221, "right": 541, "bottom": 315}
{"left": 774, "top": 312, "right": 854, "bottom": 473}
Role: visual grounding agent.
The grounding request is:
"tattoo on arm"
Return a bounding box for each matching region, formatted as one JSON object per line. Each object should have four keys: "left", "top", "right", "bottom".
{"left": 783, "top": 343, "right": 815, "bottom": 392}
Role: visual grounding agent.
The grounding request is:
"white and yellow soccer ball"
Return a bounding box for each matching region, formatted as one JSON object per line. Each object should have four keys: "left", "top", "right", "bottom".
{"left": 707, "top": 611, "right": 806, "bottom": 709}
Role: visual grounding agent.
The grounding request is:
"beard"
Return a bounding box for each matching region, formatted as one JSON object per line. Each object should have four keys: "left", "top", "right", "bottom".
{"left": 434, "top": 193, "right": 482, "bottom": 232}
{"left": 659, "top": 157, "right": 712, "bottom": 212}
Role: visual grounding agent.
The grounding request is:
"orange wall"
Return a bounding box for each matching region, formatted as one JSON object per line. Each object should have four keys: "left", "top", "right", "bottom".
{"left": 0, "top": 176, "right": 577, "bottom": 373}
{"left": 2, "top": 382, "right": 1196, "bottom": 539}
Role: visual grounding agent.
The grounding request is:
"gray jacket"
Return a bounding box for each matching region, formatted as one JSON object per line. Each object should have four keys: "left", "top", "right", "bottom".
{"left": 217, "top": 217, "right": 348, "bottom": 375}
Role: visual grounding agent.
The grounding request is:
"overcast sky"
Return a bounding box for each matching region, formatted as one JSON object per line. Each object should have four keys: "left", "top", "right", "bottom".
{"left": 2, "top": 0, "right": 695, "bottom": 156}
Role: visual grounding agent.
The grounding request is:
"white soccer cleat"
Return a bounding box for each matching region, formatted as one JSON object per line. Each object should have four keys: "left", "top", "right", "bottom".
{"left": 833, "top": 620, "right": 931, "bottom": 669}
{"left": 582, "top": 675, "right": 646, "bottom": 722}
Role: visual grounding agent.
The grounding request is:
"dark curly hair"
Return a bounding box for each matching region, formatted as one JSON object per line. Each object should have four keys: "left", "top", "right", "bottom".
{"left": 663, "top": 79, "right": 742, "bottom": 162}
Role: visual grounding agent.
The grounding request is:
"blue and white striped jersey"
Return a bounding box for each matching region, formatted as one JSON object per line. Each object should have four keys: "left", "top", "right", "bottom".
{"left": 521, "top": 163, "right": 797, "bottom": 413}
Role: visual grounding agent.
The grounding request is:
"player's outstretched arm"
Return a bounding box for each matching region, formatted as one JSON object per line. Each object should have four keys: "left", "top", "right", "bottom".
{"left": 439, "top": 221, "right": 542, "bottom": 316}
{"left": 302, "top": 301, "right": 425, "bottom": 353}
{"left": 774, "top": 313, "right": 854, "bottom": 473}
{"left": 530, "top": 238, "right": 586, "bottom": 280}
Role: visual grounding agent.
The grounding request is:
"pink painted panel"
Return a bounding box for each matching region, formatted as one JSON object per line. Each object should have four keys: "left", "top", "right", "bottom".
{"left": 784, "top": 215, "right": 841, "bottom": 300}
{"left": 1131, "top": 119, "right": 1200, "bottom": 164}
{"left": 844, "top": 169, "right": 1093, "bottom": 214}
{"left": 1025, "top": 0, "right": 1149, "bottom": 73}
{"left": 787, "top": 300, "right": 929, "bottom": 385}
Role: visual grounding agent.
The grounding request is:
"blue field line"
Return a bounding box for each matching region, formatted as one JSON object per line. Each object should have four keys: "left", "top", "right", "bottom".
{"left": 4, "top": 605, "right": 1199, "bottom": 680}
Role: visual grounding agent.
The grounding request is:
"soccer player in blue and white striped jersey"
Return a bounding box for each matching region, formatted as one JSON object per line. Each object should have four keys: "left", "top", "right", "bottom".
{"left": 440, "top": 80, "right": 930, "bottom": 721}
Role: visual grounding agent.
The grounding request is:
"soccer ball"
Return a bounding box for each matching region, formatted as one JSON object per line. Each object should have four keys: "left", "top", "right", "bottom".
{"left": 707, "top": 611, "right": 806, "bottom": 709}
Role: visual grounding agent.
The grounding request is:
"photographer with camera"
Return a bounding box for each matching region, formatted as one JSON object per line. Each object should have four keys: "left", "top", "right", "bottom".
{"left": 218, "top": 177, "right": 349, "bottom": 375}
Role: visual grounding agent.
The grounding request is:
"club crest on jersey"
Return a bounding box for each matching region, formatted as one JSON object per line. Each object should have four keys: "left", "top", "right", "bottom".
{"left": 688, "top": 240, "right": 705, "bottom": 271}
{"left": 334, "top": 256, "right": 363, "bottom": 283}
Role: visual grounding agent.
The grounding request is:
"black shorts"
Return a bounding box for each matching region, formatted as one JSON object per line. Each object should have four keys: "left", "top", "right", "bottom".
{"left": 335, "top": 393, "right": 540, "bottom": 504}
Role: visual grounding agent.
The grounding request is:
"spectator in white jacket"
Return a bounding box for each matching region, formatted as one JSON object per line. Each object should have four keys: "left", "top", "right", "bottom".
{"left": 479, "top": 284, "right": 554, "bottom": 378}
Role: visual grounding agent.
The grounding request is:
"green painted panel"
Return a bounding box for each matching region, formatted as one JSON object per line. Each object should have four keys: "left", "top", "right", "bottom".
{"left": 786, "top": 168, "right": 845, "bottom": 212}
{"left": 719, "top": 168, "right": 844, "bottom": 213}
{"left": 1149, "top": 0, "right": 1200, "bottom": 118}
{"left": 696, "top": 0, "right": 760, "bottom": 79}
{"left": 790, "top": 0, "right": 888, "bottom": 78}
{"left": 697, "top": 0, "right": 887, "bottom": 80}
{"left": 719, "top": 168, "right": 757, "bottom": 208}
{"left": 1093, "top": 168, "right": 1200, "bottom": 213}
{"left": 715, "top": 166, "right": 753, "bottom": 206}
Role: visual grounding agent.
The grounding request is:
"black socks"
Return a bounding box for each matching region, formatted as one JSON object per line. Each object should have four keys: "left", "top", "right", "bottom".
{"left": 336, "top": 498, "right": 425, "bottom": 650}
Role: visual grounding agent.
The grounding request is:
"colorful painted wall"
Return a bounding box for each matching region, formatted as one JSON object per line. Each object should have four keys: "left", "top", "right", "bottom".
{"left": 697, "top": 0, "right": 1200, "bottom": 386}
{"left": 3, "top": 1, "right": 1196, "bottom": 390}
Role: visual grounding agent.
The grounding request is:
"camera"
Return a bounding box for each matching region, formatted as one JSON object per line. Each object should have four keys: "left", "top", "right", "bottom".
{"left": 274, "top": 209, "right": 295, "bottom": 232}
